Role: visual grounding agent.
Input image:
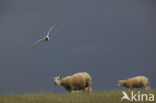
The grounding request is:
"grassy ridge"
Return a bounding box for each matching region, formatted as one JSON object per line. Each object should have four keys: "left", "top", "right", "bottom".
{"left": 0, "top": 90, "right": 155, "bottom": 103}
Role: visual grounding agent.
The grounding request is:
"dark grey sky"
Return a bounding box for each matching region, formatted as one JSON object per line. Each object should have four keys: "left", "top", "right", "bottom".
{"left": 0, "top": 0, "right": 156, "bottom": 94}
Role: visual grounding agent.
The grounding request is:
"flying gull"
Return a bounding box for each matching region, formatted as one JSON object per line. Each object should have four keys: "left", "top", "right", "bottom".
{"left": 32, "top": 24, "right": 57, "bottom": 49}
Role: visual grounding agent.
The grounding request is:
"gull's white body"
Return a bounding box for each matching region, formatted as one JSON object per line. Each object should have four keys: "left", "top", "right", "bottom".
{"left": 32, "top": 24, "right": 56, "bottom": 49}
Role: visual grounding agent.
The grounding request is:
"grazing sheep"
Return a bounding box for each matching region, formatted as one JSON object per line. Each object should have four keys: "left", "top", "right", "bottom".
{"left": 118, "top": 76, "right": 151, "bottom": 90}
{"left": 53, "top": 72, "right": 92, "bottom": 93}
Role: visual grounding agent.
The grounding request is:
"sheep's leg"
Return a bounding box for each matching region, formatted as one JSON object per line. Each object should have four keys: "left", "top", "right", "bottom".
{"left": 84, "top": 87, "right": 92, "bottom": 93}
{"left": 88, "top": 87, "right": 92, "bottom": 93}
{"left": 77, "top": 90, "right": 83, "bottom": 93}
{"left": 71, "top": 90, "right": 77, "bottom": 93}
{"left": 68, "top": 87, "right": 73, "bottom": 93}
{"left": 68, "top": 90, "right": 72, "bottom": 93}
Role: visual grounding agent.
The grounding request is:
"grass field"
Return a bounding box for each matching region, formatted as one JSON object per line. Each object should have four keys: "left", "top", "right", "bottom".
{"left": 0, "top": 90, "right": 155, "bottom": 103}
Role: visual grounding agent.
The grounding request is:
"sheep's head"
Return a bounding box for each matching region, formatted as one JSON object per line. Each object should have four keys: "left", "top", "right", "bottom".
{"left": 53, "top": 76, "right": 62, "bottom": 86}
{"left": 118, "top": 80, "right": 125, "bottom": 87}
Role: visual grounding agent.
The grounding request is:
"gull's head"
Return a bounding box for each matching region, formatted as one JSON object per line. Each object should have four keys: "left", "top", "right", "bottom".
{"left": 45, "top": 36, "right": 49, "bottom": 41}
{"left": 53, "top": 76, "right": 62, "bottom": 86}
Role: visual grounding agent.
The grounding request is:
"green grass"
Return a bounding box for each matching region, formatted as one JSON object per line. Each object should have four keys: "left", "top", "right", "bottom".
{"left": 0, "top": 90, "right": 155, "bottom": 103}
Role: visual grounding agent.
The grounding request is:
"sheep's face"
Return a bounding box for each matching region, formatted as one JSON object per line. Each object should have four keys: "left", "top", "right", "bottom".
{"left": 54, "top": 76, "right": 62, "bottom": 86}
{"left": 118, "top": 80, "right": 124, "bottom": 87}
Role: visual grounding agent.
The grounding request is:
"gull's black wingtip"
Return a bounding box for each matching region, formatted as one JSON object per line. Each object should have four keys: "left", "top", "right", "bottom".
{"left": 54, "top": 24, "right": 58, "bottom": 27}
{"left": 32, "top": 45, "right": 35, "bottom": 50}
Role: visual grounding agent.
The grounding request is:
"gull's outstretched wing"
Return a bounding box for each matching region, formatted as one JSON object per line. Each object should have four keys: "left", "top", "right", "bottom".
{"left": 32, "top": 38, "right": 45, "bottom": 49}
{"left": 47, "top": 24, "right": 57, "bottom": 37}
